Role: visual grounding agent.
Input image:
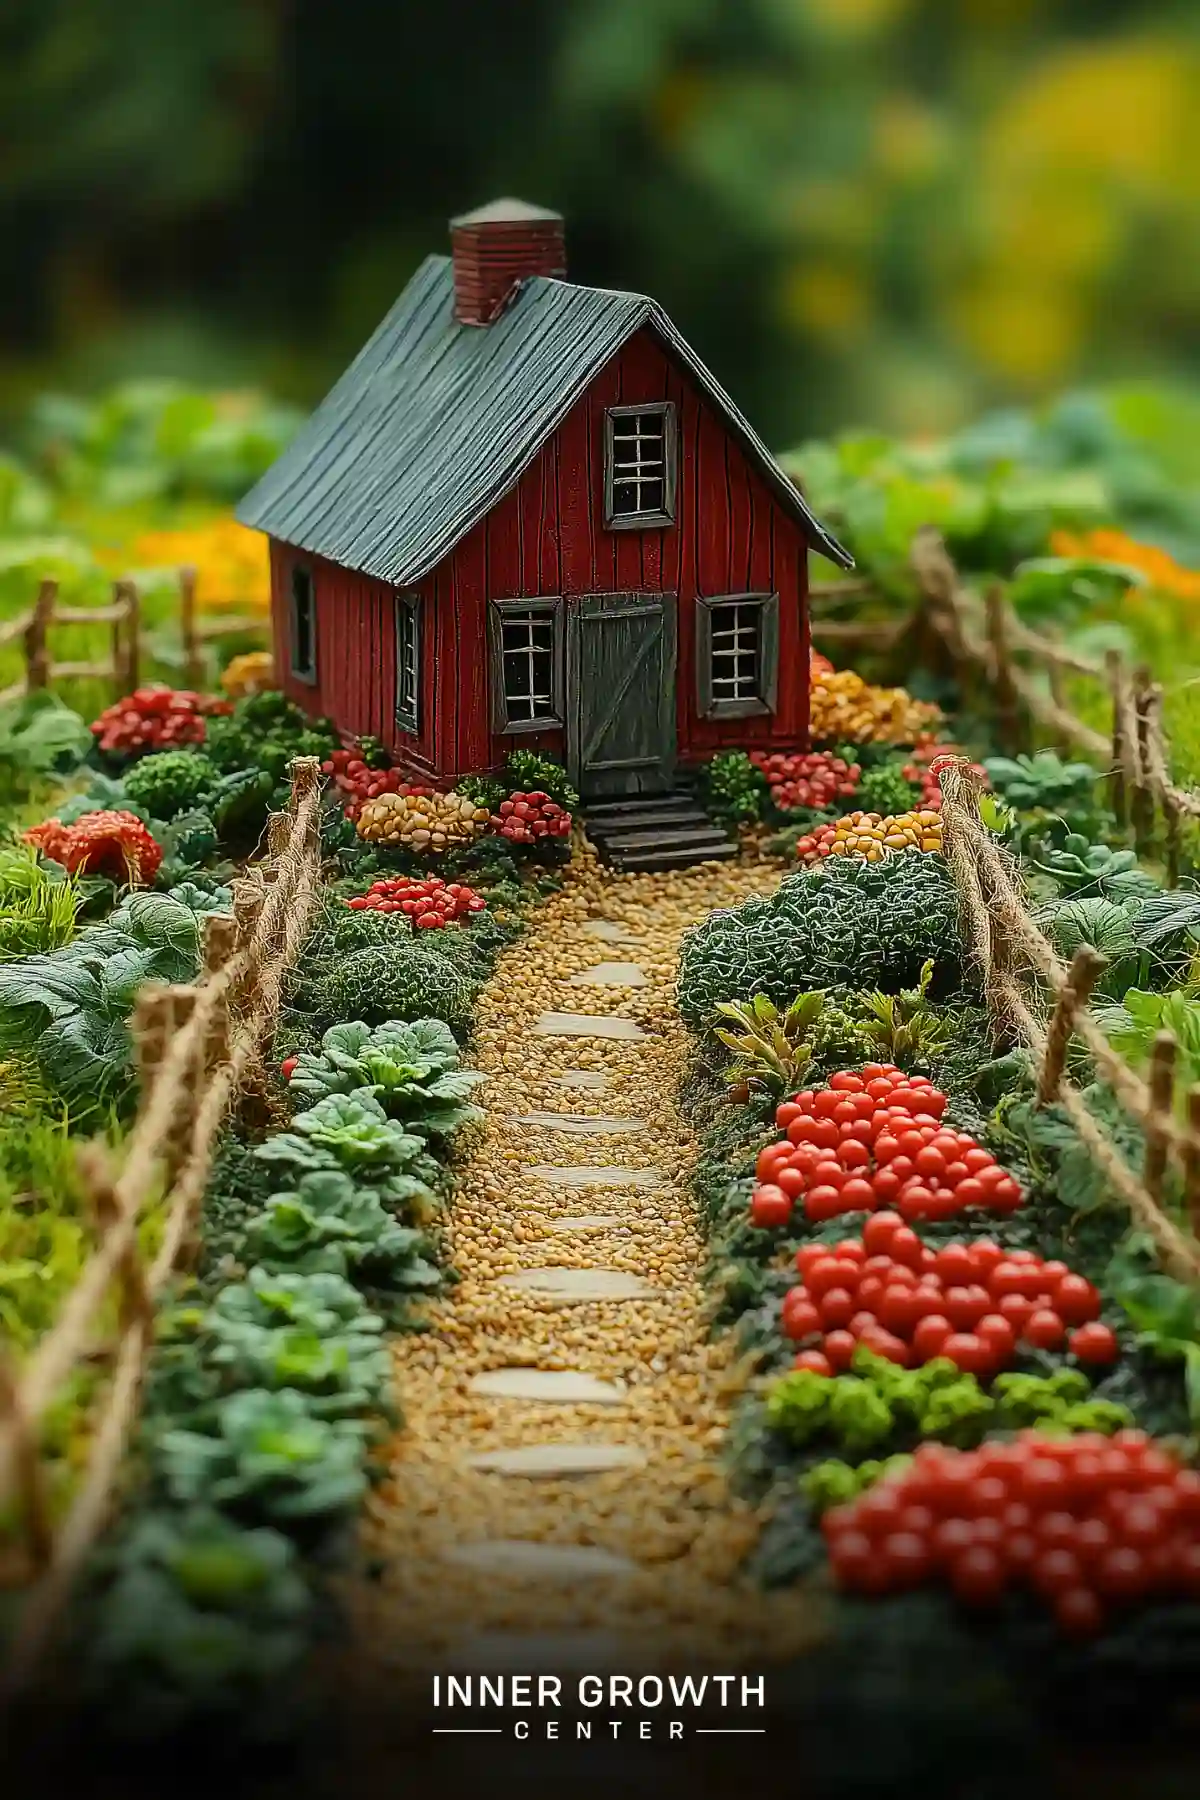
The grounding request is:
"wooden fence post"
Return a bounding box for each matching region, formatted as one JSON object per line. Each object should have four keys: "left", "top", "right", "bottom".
{"left": 1143, "top": 1032, "right": 1178, "bottom": 1205}
{"left": 1132, "top": 665, "right": 1156, "bottom": 854}
{"left": 130, "top": 986, "right": 173, "bottom": 1112}
{"left": 1106, "top": 649, "right": 1129, "bottom": 826}
{"left": 1186, "top": 1086, "right": 1200, "bottom": 1243}
{"left": 112, "top": 580, "right": 140, "bottom": 695}
{"left": 984, "top": 583, "right": 1021, "bottom": 752}
{"left": 1035, "top": 947, "right": 1106, "bottom": 1106}
{"left": 179, "top": 565, "right": 202, "bottom": 689}
{"left": 24, "top": 580, "right": 57, "bottom": 693}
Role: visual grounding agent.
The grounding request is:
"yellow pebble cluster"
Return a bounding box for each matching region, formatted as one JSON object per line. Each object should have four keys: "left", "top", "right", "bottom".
{"left": 355, "top": 789, "right": 491, "bottom": 852}
{"left": 810, "top": 665, "right": 941, "bottom": 745}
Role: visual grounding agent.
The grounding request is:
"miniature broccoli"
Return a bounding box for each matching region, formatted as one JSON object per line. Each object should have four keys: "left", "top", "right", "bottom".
{"left": 765, "top": 1370, "right": 834, "bottom": 1446}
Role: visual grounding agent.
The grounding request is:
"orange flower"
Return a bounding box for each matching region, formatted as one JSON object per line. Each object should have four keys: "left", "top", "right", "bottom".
{"left": 1049, "top": 527, "right": 1200, "bottom": 601}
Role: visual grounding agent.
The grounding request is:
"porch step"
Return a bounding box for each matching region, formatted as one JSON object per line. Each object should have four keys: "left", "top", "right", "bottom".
{"left": 584, "top": 789, "right": 738, "bottom": 873}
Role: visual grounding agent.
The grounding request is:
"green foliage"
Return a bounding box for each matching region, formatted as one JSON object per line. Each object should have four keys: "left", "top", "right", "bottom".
{"left": 244, "top": 1171, "right": 441, "bottom": 1287}
{"left": 0, "top": 844, "right": 80, "bottom": 959}
{"left": 285, "top": 1018, "right": 484, "bottom": 1137}
{"left": 155, "top": 1389, "right": 373, "bottom": 1524}
{"left": 121, "top": 750, "right": 218, "bottom": 821}
{"left": 502, "top": 749, "right": 578, "bottom": 812}
{"left": 677, "top": 850, "right": 966, "bottom": 1029}
{"left": 313, "top": 941, "right": 476, "bottom": 1036}
{"left": 0, "top": 692, "right": 92, "bottom": 797}
{"left": 696, "top": 751, "right": 768, "bottom": 828}
{"left": 206, "top": 766, "right": 276, "bottom": 842}
{"left": 1106, "top": 1235, "right": 1200, "bottom": 1427}
{"left": 0, "top": 892, "right": 205, "bottom": 1118}
{"left": 89, "top": 1507, "right": 310, "bottom": 1735}
{"left": 799, "top": 1454, "right": 914, "bottom": 1517}
{"left": 856, "top": 959, "right": 954, "bottom": 1066}
{"left": 983, "top": 751, "right": 1100, "bottom": 813}
{"left": 1095, "top": 988, "right": 1200, "bottom": 1090}
{"left": 1037, "top": 895, "right": 1143, "bottom": 996}
{"left": 764, "top": 1349, "right": 1130, "bottom": 1463}
{"left": 1027, "top": 832, "right": 1160, "bottom": 904}
{"left": 712, "top": 991, "right": 822, "bottom": 1097}
{"left": 857, "top": 762, "right": 919, "bottom": 818}
{"left": 253, "top": 1091, "right": 436, "bottom": 1195}
{"left": 203, "top": 691, "right": 339, "bottom": 785}
{"left": 456, "top": 771, "right": 507, "bottom": 814}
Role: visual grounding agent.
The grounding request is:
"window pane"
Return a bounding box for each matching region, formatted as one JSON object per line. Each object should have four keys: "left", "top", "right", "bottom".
{"left": 291, "top": 569, "right": 314, "bottom": 675}
{"left": 610, "top": 411, "right": 668, "bottom": 518}
{"left": 709, "top": 601, "right": 760, "bottom": 702}
{"left": 501, "top": 610, "right": 557, "bottom": 721}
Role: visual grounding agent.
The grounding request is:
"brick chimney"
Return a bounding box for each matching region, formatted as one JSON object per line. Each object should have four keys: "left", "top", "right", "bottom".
{"left": 450, "top": 198, "right": 566, "bottom": 326}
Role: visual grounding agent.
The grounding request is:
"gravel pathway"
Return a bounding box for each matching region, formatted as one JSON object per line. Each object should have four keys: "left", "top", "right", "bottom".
{"left": 336, "top": 844, "right": 829, "bottom": 1693}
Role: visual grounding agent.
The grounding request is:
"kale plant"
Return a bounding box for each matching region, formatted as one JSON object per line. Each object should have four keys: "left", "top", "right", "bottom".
{"left": 285, "top": 1018, "right": 484, "bottom": 1136}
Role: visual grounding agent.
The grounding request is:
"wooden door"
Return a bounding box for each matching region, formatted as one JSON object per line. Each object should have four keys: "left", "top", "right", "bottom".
{"left": 567, "top": 592, "right": 678, "bottom": 798}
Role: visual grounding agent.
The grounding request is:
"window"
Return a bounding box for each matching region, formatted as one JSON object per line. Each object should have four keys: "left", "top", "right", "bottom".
{"left": 394, "top": 594, "right": 422, "bottom": 733}
{"left": 696, "top": 592, "right": 780, "bottom": 720}
{"left": 604, "top": 403, "right": 677, "bottom": 528}
{"left": 289, "top": 565, "right": 317, "bottom": 682}
{"left": 488, "top": 598, "right": 565, "bottom": 733}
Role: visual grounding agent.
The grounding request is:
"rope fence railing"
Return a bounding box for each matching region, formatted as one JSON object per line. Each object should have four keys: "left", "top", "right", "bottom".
{"left": 938, "top": 759, "right": 1200, "bottom": 1283}
{"left": 0, "top": 756, "right": 324, "bottom": 1698}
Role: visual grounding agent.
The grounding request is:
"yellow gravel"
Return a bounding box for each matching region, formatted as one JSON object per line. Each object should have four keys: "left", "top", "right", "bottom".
{"left": 335, "top": 842, "right": 828, "bottom": 1693}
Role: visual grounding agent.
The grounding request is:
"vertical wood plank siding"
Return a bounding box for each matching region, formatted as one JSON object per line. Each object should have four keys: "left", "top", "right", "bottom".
{"left": 270, "top": 323, "right": 810, "bottom": 782}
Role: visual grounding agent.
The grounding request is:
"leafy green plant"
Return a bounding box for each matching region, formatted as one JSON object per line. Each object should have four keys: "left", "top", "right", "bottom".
{"left": 1038, "top": 895, "right": 1142, "bottom": 996}
{"left": 800, "top": 1454, "right": 914, "bottom": 1516}
{"left": 502, "top": 749, "right": 579, "bottom": 812}
{"left": 857, "top": 959, "right": 953, "bottom": 1065}
{"left": 154, "top": 1388, "right": 373, "bottom": 1523}
{"left": 313, "top": 942, "right": 475, "bottom": 1034}
{"left": 456, "top": 771, "right": 507, "bottom": 814}
{"left": 696, "top": 751, "right": 769, "bottom": 828}
{"left": 193, "top": 1271, "right": 391, "bottom": 1419}
{"left": 0, "top": 844, "right": 80, "bottom": 959}
{"left": 121, "top": 750, "right": 218, "bottom": 821}
{"left": 1094, "top": 988, "right": 1200, "bottom": 1090}
{"left": 0, "top": 892, "right": 205, "bottom": 1116}
{"left": 1028, "top": 832, "right": 1160, "bottom": 904}
{"left": 253, "top": 1093, "right": 439, "bottom": 1218}
{"left": 857, "top": 762, "right": 918, "bottom": 817}
{"left": 1106, "top": 1247, "right": 1200, "bottom": 1427}
{"left": 245, "top": 1171, "right": 441, "bottom": 1284}
{"left": 203, "top": 691, "right": 339, "bottom": 785}
{"left": 712, "top": 991, "right": 822, "bottom": 1097}
{"left": 285, "top": 1018, "right": 484, "bottom": 1136}
{"left": 0, "top": 692, "right": 92, "bottom": 794}
{"left": 678, "top": 850, "right": 966, "bottom": 1028}
{"left": 983, "top": 751, "right": 1101, "bottom": 812}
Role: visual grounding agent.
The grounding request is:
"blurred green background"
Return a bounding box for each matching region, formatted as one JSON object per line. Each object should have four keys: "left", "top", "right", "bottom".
{"left": 3, "top": 0, "right": 1200, "bottom": 443}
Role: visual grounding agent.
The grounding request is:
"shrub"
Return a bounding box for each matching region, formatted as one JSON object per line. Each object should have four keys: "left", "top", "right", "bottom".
{"left": 677, "top": 850, "right": 967, "bottom": 1028}
{"left": 502, "top": 749, "right": 578, "bottom": 812}
{"left": 122, "top": 751, "right": 218, "bottom": 821}
{"left": 856, "top": 761, "right": 919, "bottom": 818}
{"left": 696, "top": 751, "right": 768, "bottom": 827}
{"left": 315, "top": 943, "right": 475, "bottom": 1034}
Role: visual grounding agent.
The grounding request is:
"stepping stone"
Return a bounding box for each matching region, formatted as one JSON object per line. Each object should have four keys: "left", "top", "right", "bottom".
{"left": 525, "top": 1163, "right": 664, "bottom": 1190}
{"left": 468, "top": 1369, "right": 627, "bottom": 1405}
{"left": 511, "top": 1111, "right": 645, "bottom": 1136}
{"left": 544, "top": 1214, "right": 623, "bottom": 1233}
{"left": 583, "top": 919, "right": 640, "bottom": 946}
{"left": 553, "top": 1070, "right": 608, "bottom": 1092}
{"left": 464, "top": 1443, "right": 646, "bottom": 1479}
{"left": 535, "top": 1011, "right": 647, "bottom": 1042}
{"left": 497, "top": 1269, "right": 656, "bottom": 1303}
{"left": 569, "top": 961, "right": 648, "bottom": 988}
{"left": 442, "top": 1540, "right": 637, "bottom": 1581}
{"left": 444, "top": 1630, "right": 625, "bottom": 1671}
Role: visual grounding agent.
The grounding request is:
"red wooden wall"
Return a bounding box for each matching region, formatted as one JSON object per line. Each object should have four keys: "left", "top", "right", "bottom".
{"left": 268, "top": 324, "right": 811, "bottom": 782}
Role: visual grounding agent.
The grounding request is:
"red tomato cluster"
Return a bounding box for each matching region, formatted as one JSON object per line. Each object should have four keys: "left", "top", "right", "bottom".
{"left": 345, "top": 875, "right": 487, "bottom": 926}
{"left": 491, "top": 791, "right": 572, "bottom": 844}
{"left": 91, "top": 686, "right": 232, "bottom": 755}
{"left": 810, "top": 651, "right": 836, "bottom": 680}
{"left": 25, "top": 809, "right": 163, "bottom": 886}
{"left": 750, "top": 1066, "right": 1022, "bottom": 1228}
{"left": 748, "top": 749, "right": 862, "bottom": 812}
{"left": 823, "top": 1430, "right": 1200, "bottom": 1634}
{"left": 902, "top": 738, "right": 989, "bottom": 809}
{"left": 320, "top": 748, "right": 433, "bottom": 822}
{"left": 782, "top": 1216, "right": 1117, "bottom": 1378}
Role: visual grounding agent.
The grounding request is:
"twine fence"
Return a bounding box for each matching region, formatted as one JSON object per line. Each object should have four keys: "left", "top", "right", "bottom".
{"left": 813, "top": 530, "right": 1199, "bottom": 881}
{"left": 0, "top": 757, "right": 324, "bottom": 1699}
{"left": 938, "top": 759, "right": 1200, "bottom": 1283}
{"left": 0, "top": 579, "right": 140, "bottom": 707}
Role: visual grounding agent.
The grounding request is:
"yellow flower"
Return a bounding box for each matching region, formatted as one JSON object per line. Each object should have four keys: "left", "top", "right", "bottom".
{"left": 105, "top": 516, "right": 270, "bottom": 614}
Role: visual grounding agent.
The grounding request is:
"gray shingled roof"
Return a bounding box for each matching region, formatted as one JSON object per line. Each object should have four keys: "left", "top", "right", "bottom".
{"left": 236, "top": 255, "right": 853, "bottom": 583}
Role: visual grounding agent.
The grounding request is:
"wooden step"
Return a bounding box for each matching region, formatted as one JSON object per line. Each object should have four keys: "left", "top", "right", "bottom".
{"left": 586, "top": 796, "right": 704, "bottom": 826}
{"left": 592, "top": 823, "right": 732, "bottom": 854}
{"left": 609, "top": 840, "right": 740, "bottom": 872}
{"left": 587, "top": 805, "right": 711, "bottom": 837}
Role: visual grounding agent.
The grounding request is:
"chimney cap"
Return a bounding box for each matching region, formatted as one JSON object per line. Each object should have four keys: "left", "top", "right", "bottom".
{"left": 451, "top": 196, "right": 563, "bottom": 229}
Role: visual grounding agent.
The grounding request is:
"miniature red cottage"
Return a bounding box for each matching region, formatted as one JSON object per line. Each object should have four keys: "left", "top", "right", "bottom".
{"left": 237, "top": 199, "right": 851, "bottom": 840}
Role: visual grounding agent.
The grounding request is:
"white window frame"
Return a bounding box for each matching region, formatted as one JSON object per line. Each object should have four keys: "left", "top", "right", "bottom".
{"left": 289, "top": 564, "right": 317, "bottom": 684}
{"left": 604, "top": 401, "right": 677, "bottom": 529}
{"left": 394, "top": 592, "right": 422, "bottom": 733}
{"left": 488, "top": 597, "right": 565, "bottom": 734}
{"left": 695, "top": 592, "right": 780, "bottom": 720}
